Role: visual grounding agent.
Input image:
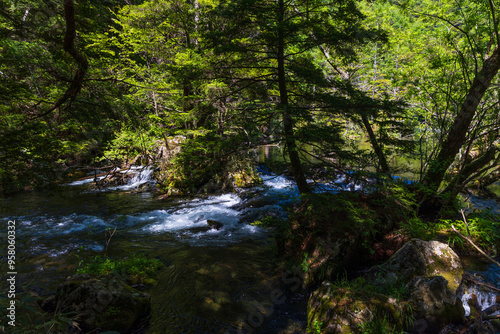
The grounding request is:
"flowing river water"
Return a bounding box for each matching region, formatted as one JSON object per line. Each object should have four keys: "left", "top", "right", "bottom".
{"left": 1, "top": 165, "right": 499, "bottom": 333}
{"left": 0, "top": 168, "right": 310, "bottom": 333}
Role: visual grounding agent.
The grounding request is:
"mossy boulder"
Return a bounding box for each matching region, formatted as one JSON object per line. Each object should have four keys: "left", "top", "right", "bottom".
{"left": 42, "top": 274, "right": 150, "bottom": 333}
{"left": 307, "top": 281, "right": 410, "bottom": 333}
{"left": 367, "top": 239, "right": 464, "bottom": 293}
{"left": 229, "top": 168, "right": 262, "bottom": 188}
{"left": 407, "top": 276, "right": 465, "bottom": 332}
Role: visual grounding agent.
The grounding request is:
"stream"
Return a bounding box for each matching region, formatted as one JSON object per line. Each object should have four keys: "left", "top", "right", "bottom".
{"left": 1, "top": 165, "right": 499, "bottom": 333}
{"left": 0, "top": 167, "right": 308, "bottom": 333}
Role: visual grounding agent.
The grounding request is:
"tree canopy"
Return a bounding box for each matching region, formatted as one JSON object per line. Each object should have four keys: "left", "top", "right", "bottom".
{"left": 1, "top": 0, "right": 498, "bottom": 217}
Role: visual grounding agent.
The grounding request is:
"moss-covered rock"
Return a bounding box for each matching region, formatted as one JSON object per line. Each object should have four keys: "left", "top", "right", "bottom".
{"left": 367, "top": 239, "right": 464, "bottom": 293}
{"left": 42, "top": 274, "right": 150, "bottom": 333}
{"left": 407, "top": 276, "right": 465, "bottom": 332}
{"left": 279, "top": 193, "right": 380, "bottom": 286}
{"left": 307, "top": 281, "right": 410, "bottom": 333}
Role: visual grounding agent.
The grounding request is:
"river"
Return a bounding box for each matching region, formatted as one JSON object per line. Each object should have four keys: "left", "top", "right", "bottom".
{"left": 1, "top": 164, "right": 499, "bottom": 333}
{"left": 0, "top": 168, "right": 308, "bottom": 333}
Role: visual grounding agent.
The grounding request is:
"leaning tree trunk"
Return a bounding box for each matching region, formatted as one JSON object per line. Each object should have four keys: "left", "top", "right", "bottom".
{"left": 442, "top": 146, "right": 498, "bottom": 202}
{"left": 361, "top": 115, "right": 391, "bottom": 176}
{"left": 422, "top": 46, "right": 500, "bottom": 193}
{"left": 277, "top": 0, "right": 311, "bottom": 194}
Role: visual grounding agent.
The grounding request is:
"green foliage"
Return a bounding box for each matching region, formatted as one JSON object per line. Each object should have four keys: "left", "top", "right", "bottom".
{"left": 357, "top": 315, "right": 408, "bottom": 334}
{"left": 226, "top": 157, "right": 263, "bottom": 188}
{"left": 307, "top": 320, "right": 324, "bottom": 334}
{"left": 252, "top": 216, "right": 287, "bottom": 228}
{"left": 403, "top": 210, "right": 500, "bottom": 253}
{"left": 101, "top": 127, "right": 160, "bottom": 165}
{"left": 77, "top": 255, "right": 163, "bottom": 283}
{"left": 437, "top": 211, "right": 500, "bottom": 252}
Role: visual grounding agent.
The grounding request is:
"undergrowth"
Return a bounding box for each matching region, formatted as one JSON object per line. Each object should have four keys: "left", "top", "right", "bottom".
{"left": 77, "top": 254, "right": 164, "bottom": 284}
{"left": 403, "top": 210, "right": 500, "bottom": 254}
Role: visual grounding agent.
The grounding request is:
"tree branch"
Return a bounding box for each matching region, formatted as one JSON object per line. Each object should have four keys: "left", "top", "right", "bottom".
{"left": 30, "top": 0, "right": 88, "bottom": 120}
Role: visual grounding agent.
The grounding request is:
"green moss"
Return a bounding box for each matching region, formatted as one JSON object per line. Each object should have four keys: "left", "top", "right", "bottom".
{"left": 308, "top": 282, "right": 413, "bottom": 334}
{"left": 77, "top": 255, "right": 163, "bottom": 284}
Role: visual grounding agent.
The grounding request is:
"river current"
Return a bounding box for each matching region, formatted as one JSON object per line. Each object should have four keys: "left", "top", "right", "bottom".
{"left": 0, "top": 168, "right": 310, "bottom": 333}
{"left": 1, "top": 166, "right": 499, "bottom": 333}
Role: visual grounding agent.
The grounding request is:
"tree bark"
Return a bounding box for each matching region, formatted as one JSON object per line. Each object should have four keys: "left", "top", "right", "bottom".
{"left": 442, "top": 146, "right": 498, "bottom": 199}
{"left": 422, "top": 46, "right": 500, "bottom": 193}
{"left": 361, "top": 115, "right": 391, "bottom": 175}
{"left": 277, "top": 0, "right": 311, "bottom": 194}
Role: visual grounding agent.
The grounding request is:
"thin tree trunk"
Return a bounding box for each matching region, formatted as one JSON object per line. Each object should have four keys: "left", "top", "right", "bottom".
{"left": 442, "top": 146, "right": 498, "bottom": 201}
{"left": 277, "top": 0, "right": 311, "bottom": 194}
{"left": 361, "top": 115, "right": 391, "bottom": 175}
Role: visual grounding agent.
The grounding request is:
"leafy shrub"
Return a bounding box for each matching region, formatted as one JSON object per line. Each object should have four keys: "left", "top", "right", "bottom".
{"left": 437, "top": 210, "right": 500, "bottom": 252}
{"left": 101, "top": 127, "right": 160, "bottom": 165}
{"left": 160, "top": 131, "right": 248, "bottom": 193}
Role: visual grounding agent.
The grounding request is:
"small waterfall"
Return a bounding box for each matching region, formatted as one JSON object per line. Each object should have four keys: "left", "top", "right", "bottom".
{"left": 458, "top": 269, "right": 500, "bottom": 317}
{"left": 461, "top": 289, "right": 499, "bottom": 316}
{"left": 67, "top": 175, "right": 105, "bottom": 186}
{"left": 114, "top": 166, "right": 155, "bottom": 190}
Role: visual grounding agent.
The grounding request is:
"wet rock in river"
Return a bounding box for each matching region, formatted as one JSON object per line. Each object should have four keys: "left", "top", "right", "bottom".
{"left": 207, "top": 219, "right": 223, "bottom": 230}
{"left": 40, "top": 274, "right": 150, "bottom": 333}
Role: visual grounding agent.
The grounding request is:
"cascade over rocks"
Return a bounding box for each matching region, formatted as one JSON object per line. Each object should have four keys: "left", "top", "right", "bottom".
{"left": 40, "top": 274, "right": 150, "bottom": 333}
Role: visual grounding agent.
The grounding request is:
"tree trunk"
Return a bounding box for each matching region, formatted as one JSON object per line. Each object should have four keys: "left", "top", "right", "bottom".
{"left": 361, "top": 115, "right": 391, "bottom": 175}
{"left": 277, "top": 0, "right": 311, "bottom": 194}
{"left": 32, "top": 0, "right": 88, "bottom": 119}
{"left": 442, "top": 146, "right": 498, "bottom": 201}
{"left": 422, "top": 46, "right": 500, "bottom": 193}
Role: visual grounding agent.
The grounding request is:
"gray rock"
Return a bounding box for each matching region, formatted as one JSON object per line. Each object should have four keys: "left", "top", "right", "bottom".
{"left": 367, "top": 239, "right": 464, "bottom": 292}
{"left": 207, "top": 219, "right": 223, "bottom": 230}
{"left": 407, "top": 276, "right": 465, "bottom": 332}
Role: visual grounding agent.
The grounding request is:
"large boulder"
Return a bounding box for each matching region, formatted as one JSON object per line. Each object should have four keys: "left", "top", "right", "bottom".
{"left": 307, "top": 239, "right": 467, "bottom": 333}
{"left": 367, "top": 239, "right": 464, "bottom": 293}
{"left": 41, "top": 274, "right": 150, "bottom": 333}
{"left": 307, "top": 281, "right": 410, "bottom": 333}
{"left": 407, "top": 276, "right": 465, "bottom": 332}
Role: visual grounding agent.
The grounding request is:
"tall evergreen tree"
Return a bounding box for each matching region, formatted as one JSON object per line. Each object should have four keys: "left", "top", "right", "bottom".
{"left": 205, "top": 0, "right": 384, "bottom": 193}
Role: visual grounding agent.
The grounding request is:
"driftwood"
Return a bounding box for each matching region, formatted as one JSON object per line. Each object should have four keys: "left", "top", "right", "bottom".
{"left": 482, "top": 304, "right": 500, "bottom": 317}
{"left": 483, "top": 314, "right": 500, "bottom": 321}
{"left": 451, "top": 221, "right": 500, "bottom": 270}
{"left": 462, "top": 273, "right": 500, "bottom": 294}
